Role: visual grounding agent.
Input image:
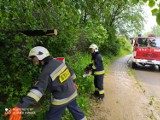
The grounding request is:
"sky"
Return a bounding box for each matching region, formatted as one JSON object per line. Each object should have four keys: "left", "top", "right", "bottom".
{"left": 142, "top": 4, "right": 157, "bottom": 34}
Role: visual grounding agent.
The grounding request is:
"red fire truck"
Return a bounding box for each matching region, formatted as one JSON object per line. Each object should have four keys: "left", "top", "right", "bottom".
{"left": 131, "top": 35, "right": 160, "bottom": 69}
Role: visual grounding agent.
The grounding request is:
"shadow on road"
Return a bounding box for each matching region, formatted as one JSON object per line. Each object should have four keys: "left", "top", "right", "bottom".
{"left": 133, "top": 64, "right": 160, "bottom": 73}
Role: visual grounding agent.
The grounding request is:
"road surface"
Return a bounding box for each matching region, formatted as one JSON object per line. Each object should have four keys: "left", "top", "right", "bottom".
{"left": 88, "top": 55, "right": 160, "bottom": 120}
{"left": 133, "top": 61, "right": 160, "bottom": 119}
{"left": 133, "top": 63, "right": 160, "bottom": 98}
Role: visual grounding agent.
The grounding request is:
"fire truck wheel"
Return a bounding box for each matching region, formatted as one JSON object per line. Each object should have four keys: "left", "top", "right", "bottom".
{"left": 131, "top": 62, "right": 137, "bottom": 69}
{"left": 158, "top": 66, "right": 160, "bottom": 71}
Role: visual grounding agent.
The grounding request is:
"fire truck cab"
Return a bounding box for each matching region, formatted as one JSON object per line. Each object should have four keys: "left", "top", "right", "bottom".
{"left": 131, "top": 35, "right": 160, "bottom": 70}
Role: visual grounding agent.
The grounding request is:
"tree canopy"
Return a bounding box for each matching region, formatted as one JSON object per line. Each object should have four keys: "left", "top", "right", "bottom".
{"left": 132, "top": 0, "right": 160, "bottom": 25}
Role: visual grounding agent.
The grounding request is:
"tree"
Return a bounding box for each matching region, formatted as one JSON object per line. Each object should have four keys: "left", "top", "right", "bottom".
{"left": 75, "top": 0, "right": 145, "bottom": 54}
{"left": 132, "top": 0, "right": 160, "bottom": 25}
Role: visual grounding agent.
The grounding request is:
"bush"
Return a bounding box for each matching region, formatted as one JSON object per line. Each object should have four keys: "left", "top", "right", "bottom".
{"left": 65, "top": 52, "right": 95, "bottom": 95}
{"left": 117, "top": 36, "right": 132, "bottom": 55}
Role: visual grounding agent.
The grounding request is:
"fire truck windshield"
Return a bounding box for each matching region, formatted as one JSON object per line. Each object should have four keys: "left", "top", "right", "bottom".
{"left": 137, "top": 38, "right": 160, "bottom": 48}
{"left": 149, "top": 38, "right": 160, "bottom": 47}
{"left": 137, "top": 38, "right": 148, "bottom": 47}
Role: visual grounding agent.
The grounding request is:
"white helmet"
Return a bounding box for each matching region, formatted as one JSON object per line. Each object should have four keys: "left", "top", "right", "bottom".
{"left": 89, "top": 43, "right": 98, "bottom": 52}
{"left": 29, "top": 46, "right": 50, "bottom": 60}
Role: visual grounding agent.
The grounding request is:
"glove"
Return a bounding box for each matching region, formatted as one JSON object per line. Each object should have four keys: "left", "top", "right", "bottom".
{"left": 84, "top": 70, "right": 90, "bottom": 74}
{"left": 84, "top": 64, "right": 92, "bottom": 72}
{"left": 4, "top": 106, "right": 22, "bottom": 120}
{"left": 83, "top": 70, "right": 92, "bottom": 78}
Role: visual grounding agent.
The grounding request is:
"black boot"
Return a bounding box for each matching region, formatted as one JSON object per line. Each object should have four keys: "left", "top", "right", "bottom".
{"left": 93, "top": 91, "right": 99, "bottom": 97}
{"left": 98, "top": 94, "right": 104, "bottom": 101}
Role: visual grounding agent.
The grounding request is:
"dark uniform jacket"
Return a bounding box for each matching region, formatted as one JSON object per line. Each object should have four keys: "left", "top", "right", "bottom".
{"left": 17, "top": 57, "right": 77, "bottom": 109}
{"left": 85, "top": 52, "right": 104, "bottom": 75}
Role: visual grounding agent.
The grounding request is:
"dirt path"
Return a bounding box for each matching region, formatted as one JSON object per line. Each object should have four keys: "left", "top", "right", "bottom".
{"left": 88, "top": 55, "right": 160, "bottom": 120}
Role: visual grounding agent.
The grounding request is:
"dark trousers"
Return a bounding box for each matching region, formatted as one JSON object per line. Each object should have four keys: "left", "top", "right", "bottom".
{"left": 94, "top": 75, "right": 104, "bottom": 90}
{"left": 94, "top": 75, "right": 104, "bottom": 99}
{"left": 46, "top": 99, "right": 85, "bottom": 120}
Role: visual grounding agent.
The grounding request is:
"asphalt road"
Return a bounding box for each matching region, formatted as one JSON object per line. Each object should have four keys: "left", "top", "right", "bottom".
{"left": 133, "top": 63, "right": 160, "bottom": 99}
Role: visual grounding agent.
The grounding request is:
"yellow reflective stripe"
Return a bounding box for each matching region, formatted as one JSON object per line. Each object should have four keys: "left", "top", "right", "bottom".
{"left": 52, "top": 91, "right": 77, "bottom": 105}
{"left": 30, "top": 89, "right": 43, "bottom": 98}
{"left": 27, "top": 92, "right": 40, "bottom": 102}
{"left": 71, "top": 74, "right": 76, "bottom": 80}
{"left": 99, "top": 90, "right": 104, "bottom": 94}
{"left": 92, "top": 65, "right": 96, "bottom": 69}
{"left": 51, "top": 65, "right": 67, "bottom": 81}
{"left": 81, "top": 116, "right": 87, "bottom": 120}
{"left": 50, "top": 63, "right": 65, "bottom": 80}
{"left": 94, "top": 70, "right": 105, "bottom": 75}
{"left": 91, "top": 60, "right": 96, "bottom": 69}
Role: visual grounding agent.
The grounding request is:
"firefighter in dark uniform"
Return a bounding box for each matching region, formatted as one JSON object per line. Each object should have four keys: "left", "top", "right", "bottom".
{"left": 4, "top": 46, "right": 86, "bottom": 120}
{"left": 84, "top": 44, "right": 105, "bottom": 100}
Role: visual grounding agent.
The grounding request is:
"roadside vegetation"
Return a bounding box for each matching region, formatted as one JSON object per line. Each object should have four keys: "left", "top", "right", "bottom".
{"left": 0, "top": 0, "right": 147, "bottom": 120}
{"left": 143, "top": 25, "right": 160, "bottom": 37}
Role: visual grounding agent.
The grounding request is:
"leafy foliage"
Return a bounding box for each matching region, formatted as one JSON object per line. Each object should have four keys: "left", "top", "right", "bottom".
{"left": 0, "top": 0, "right": 136, "bottom": 119}
{"left": 76, "top": 21, "right": 109, "bottom": 53}
{"left": 156, "top": 13, "right": 160, "bottom": 25}
{"left": 148, "top": 0, "right": 155, "bottom": 8}
{"left": 139, "top": 0, "right": 160, "bottom": 25}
